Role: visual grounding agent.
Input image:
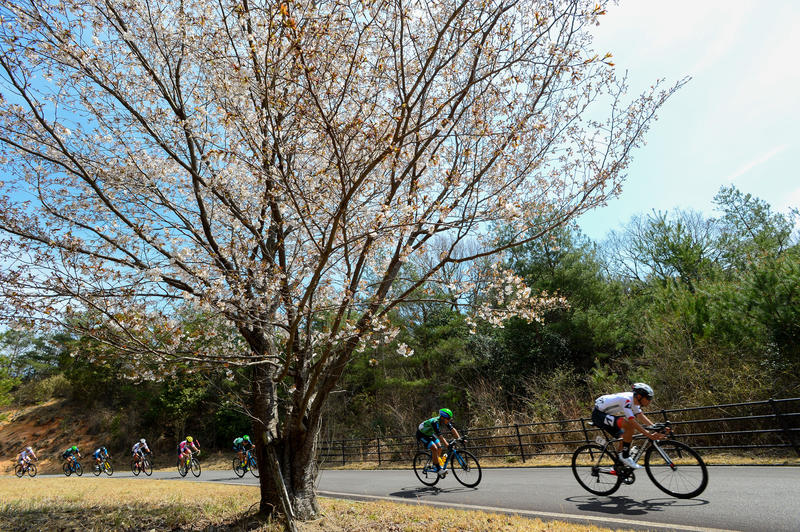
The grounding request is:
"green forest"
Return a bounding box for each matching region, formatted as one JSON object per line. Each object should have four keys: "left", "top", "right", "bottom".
{"left": 2, "top": 186, "right": 798, "bottom": 451}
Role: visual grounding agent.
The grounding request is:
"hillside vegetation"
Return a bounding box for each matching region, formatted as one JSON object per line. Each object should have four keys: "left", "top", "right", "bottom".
{"left": 2, "top": 186, "right": 798, "bottom": 458}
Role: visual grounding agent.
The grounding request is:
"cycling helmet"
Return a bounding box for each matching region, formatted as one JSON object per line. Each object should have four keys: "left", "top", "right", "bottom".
{"left": 632, "top": 382, "right": 654, "bottom": 399}
{"left": 72, "top": 445, "right": 78, "bottom": 451}
{"left": 140, "top": 438, "right": 146, "bottom": 444}
{"left": 438, "top": 408, "right": 453, "bottom": 419}
{"left": 26, "top": 446, "right": 33, "bottom": 452}
{"left": 243, "top": 435, "right": 250, "bottom": 441}
{"left": 186, "top": 436, "right": 193, "bottom": 443}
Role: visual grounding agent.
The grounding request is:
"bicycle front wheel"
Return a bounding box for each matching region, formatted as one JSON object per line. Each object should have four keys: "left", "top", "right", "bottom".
{"left": 74, "top": 463, "right": 83, "bottom": 476}
{"left": 105, "top": 461, "right": 114, "bottom": 476}
{"left": 249, "top": 454, "right": 259, "bottom": 478}
{"left": 28, "top": 463, "right": 37, "bottom": 477}
{"left": 644, "top": 439, "right": 708, "bottom": 499}
{"left": 412, "top": 451, "right": 440, "bottom": 487}
{"left": 190, "top": 458, "right": 202, "bottom": 477}
{"left": 233, "top": 457, "right": 245, "bottom": 478}
{"left": 572, "top": 443, "right": 622, "bottom": 496}
{"left": 143, "top": 458, "right": 152, "bottom": 476}
{"left": 451, "top": 449, "right": 482, "bottom": 488}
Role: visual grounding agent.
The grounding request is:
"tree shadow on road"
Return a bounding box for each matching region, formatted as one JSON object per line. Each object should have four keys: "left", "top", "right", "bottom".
{"left": 565, "top": 495, "right": 709, "bottom": 516}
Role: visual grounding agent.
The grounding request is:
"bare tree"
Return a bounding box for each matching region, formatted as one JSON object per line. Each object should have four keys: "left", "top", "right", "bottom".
{"left": 0, "top": 0, "right": 682, "bottom": 522}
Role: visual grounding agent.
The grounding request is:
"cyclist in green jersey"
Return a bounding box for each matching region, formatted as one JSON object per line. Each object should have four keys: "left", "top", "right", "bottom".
{"left": 416, "top": 408, "right": 460, "bottom": 478}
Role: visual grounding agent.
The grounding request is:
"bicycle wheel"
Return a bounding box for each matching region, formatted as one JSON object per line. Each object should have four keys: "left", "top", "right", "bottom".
{"left": 233, "top": 457, "right": 245, "bottom": 478}
{"left": 104, "top": 460, "right": 114, "bottom": 476}
{"left": 14, "top": 464, "right": 24, "bottom": 478}
{"left": 249, "top": 454, "right": 259, "bottom": 478}
{"left": 131, "top": 459, "right": 141, "bottom": 476}
{"left": 74, "top": 463, "right": 83, "bottom": 476}
{"left": 143, "top": 458, "right": 152, "bottom": 476}
{"left": 451, "top": 449, "right": 482, "bottom": 488}
{"left": 190, "top": 457, "right": 202, "bottom": 477}
{"left": 644, "top": 439, "right": 708, "bottom": 499}
{"left": 28, "top": 463, "right": 37, "bottom": 477}
{"left": 177, "top": 458, "right": 188, "bottom": 477}
{"left": 93, "top": 463, "right": 102, "bottom": 476}
{"left": 572, "top": 443, "right": 623, "bottom": 496}
{"left": 63, "top": 462, "right": 72, "bottom": 477}
{"left": 413, "top": 451, "right": 440, "bottom": 487}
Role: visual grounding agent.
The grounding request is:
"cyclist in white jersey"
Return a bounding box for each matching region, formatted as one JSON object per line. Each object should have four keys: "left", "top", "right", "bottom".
{"left": 132, "top": 438, "right": 150, "bottom": 466}
{"left": 17, "top": 446, "right": 37, "bottom": 466}
{"left": 592, "top": 383, "right": 666, "bottom": 469}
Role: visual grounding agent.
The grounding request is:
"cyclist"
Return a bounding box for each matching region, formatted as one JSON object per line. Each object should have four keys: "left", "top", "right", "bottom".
{"left": 61, "top": 445, "right": 81, "bottom": 468}
{"left": 178, "top": 436, "right": 200, "bottom": 465}
{"left": 416, "top": 408, "right": 460, "bottom": 478}
{"left": 131, "top": 438, "right": 150, "bottom": 467}
{"left": 93, "top": 446, "right": 111, "bottom": 467}
{"left": 17, "top": 446, "right": 37, "bottom": 471}
{"left": 592, "top": 382, "right": 667, "bottom": 469}
{"left": 233, "top": 435, "right": 254, "bottom": 468}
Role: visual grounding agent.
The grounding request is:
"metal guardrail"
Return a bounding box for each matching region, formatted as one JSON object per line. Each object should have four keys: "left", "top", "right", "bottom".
{"left": 317, "top": 397, "right": 800, "bottom": 466}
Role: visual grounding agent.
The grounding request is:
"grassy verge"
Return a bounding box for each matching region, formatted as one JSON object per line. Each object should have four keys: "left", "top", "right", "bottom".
{"left": 0, "top": 477, "right": 625, "bottom": 531}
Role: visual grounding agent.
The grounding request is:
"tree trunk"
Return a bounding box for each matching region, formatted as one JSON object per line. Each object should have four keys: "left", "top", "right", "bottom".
{"left": 251, "top": 364, "right": 320, "bottom": 526}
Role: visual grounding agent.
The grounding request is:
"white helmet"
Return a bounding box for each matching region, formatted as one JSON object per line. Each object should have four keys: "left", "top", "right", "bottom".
{"left": 26, "top": 446, "right": 33, "bottom": 452}
{"left": 140, "top": 438, "right": 146, "bottom": 444}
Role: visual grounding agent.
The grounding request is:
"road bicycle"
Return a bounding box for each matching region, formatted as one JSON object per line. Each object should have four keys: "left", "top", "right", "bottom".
{"left": 14, "top": 460, "right": 37, "bottom": 478}
{"left": 413, "top": 436, "right": 482, "bottom": 488}
{"left": 233, "top": 448, "right": 260, "bottom": 478}
{"left": 93, "top": 457, "right": 114, "bottom": 476}
{"left": 62, "top": 458, "right": 83, "bottom": 477}
{"left": 177, "top": 450, "right": 201, "bottom": 478}
{"left": 131, "top": 452, "right": 153, "bottom": 476}
{"left": 572, "top": 422, "right": 708, "bottom": 499}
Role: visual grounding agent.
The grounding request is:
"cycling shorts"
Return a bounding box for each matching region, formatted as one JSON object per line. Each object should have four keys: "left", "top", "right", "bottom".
{"left": 416, "top": 429, "right": 440, "bottom": 449}
{"left": 592, "top": 407, "right": 624, "bottom": 438}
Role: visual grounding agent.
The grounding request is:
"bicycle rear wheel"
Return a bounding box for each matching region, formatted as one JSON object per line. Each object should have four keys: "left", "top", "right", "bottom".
{"left": 177, "top": 458, "right": 188, "bottom": 477}
{"left": 413, "top": 451, "right": 440, "bottom": 487}
{"left": 572, "top": 443, "right": 622, "bottom": 496}
{"left": 131, "top": 459, "right": 141, "bottom": 476}
{"left": 93, "top": 463, "right": 102, "bottom": 476}
{"left": 450, "top": 449, "right": 482, "bottom": 488}
{"left": 190, "top": 457, "right": 202, "bottom": 477}
{"left": 233, "top": 457, "right": 245, "bottom": 478}
{"left": 63, "top": 462, "right": 72, "bottom": 477}
{"left": 644, "top": 439, "right": 708, "bottom": 499}
{"left": 14, "top": 464, "right": 24, "bottom": 478}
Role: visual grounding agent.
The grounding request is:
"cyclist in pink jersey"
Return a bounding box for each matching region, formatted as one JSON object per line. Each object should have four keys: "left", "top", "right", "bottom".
{"left": 178, "top": 436, "right": 200, "bottom": 463}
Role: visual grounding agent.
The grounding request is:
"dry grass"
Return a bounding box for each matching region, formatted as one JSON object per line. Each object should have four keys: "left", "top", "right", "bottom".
{"left": 0, "top": 477, "right": 625, "bottom": 532}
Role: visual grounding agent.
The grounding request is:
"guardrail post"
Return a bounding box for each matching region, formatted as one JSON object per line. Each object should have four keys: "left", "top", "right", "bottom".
{"left": 514, "top": 424, "right": 526, "bottom": 463}
{"left": 580, "top": 417, "right": 590, "bottom": 444}
{"left": 769, "top": 398, "right": 800, "bottom": 457}
{"left": 341, "top": 440, "right": 346, "bottom": 466}
{"left": 377, "top": 436, "right": 382, "bottom": 466}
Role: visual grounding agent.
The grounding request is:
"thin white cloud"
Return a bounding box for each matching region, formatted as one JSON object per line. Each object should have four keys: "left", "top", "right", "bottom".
{"left": 725, "top": 144, "right": 788, "bottom": 183}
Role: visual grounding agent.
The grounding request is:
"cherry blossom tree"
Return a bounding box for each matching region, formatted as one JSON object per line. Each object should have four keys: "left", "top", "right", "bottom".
{"left": 0, "top": 0, "right": 682, "bottom": 522}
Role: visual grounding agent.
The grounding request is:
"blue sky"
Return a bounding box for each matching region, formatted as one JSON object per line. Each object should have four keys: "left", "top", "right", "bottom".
{"left": 577, "top": 0, "right": 800, "bottom": 241}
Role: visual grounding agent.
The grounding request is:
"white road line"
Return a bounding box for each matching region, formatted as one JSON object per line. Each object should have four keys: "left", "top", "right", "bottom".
{"left": 317, "top": 490, "right": 739, "bottom": 532}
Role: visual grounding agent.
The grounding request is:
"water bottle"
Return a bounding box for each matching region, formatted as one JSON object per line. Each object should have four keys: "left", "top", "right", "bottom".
{"left": 439, "top": 453, "right": 447, "bottom": 466}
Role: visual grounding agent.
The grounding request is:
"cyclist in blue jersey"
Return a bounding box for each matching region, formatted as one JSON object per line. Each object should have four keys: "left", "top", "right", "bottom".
{"left": 93, "top": 446, "right": 110, "bottom": 468}
{"left": 416, "top": 408, "right": 460, "bottom": 478}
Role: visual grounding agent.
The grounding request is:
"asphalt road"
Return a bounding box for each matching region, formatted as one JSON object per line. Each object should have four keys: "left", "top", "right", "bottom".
{"left": 44, "top": 465, "right": 799, "bottom": 531}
